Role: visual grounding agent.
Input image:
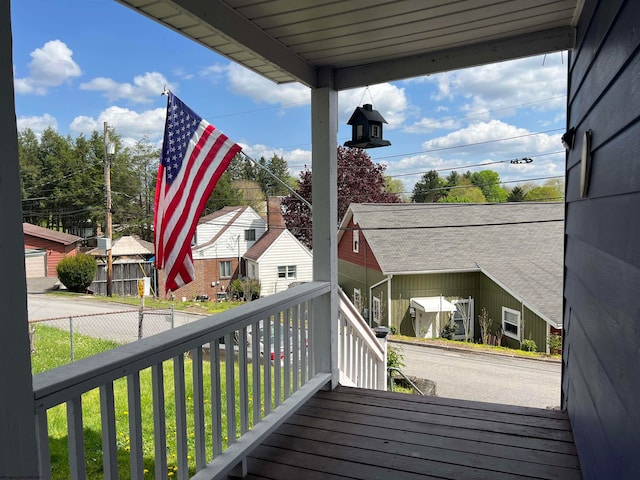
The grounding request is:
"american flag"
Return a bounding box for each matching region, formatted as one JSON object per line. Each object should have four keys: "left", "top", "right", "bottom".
{"left": 154, "top": 92, "right": 242, "bottom": 293}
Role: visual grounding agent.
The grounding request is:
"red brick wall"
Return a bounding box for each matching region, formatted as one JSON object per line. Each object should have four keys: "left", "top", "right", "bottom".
{"left": 24, "top": 235, "right": 78, "bottom": 277}
{"left": 157, "top": 256, "right": 240, "bottom": 300}
{"left": 337, "top": 218, "right": 382, "bottom": 271}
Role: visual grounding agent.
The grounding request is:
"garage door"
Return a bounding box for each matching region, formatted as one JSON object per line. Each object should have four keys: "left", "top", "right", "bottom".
{"left": 25, "top": 249, "right": 47, "bottom": 278}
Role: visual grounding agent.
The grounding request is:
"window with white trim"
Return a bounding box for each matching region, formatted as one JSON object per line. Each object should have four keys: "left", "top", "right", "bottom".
{"left": 277, "top": 265, "right": 297, "bottom": 279}
{"left": 353, "top": 229, "right": 359, "bottom": 253}
{"left": 372, "top": 297, "right": 381, "bottom": 325}
{"left": 220, "top": 261, "right": 232, "bottom": 278}
{"left": 502, "top": 307, "right": 521, "bottom": 340}
{"left": 353, "top": 288, "right": 362, "bottom": 312}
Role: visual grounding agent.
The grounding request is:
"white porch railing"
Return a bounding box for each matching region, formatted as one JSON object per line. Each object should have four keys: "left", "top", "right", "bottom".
{"left": 337, "top": 289, "right": 387, "bottom": 390}
{"left": 33, "top": 282, "right": 331, "bottom": 480}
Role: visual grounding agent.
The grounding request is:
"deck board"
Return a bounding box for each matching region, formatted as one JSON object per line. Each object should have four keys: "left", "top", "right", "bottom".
{"left": 239, "top": 386, "right": 581, "bottom": 479}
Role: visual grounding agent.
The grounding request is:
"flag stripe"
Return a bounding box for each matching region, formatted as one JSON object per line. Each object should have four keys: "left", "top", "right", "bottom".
{"left": 154, "top": 92, "right": 241, "bottom": 293}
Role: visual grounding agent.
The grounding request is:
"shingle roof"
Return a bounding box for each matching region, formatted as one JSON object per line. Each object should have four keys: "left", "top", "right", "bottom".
{"left": 198, "top": 206, "right": 247, "bottom": 225}
{"left": 88, "top": 235, "right": 154, "bottom": 257}
{"left": 243, "top": 228, "right": 285, "bottom": 261}
{"left": 343, "top": 203, "right": 564, "bottom": 326}
{"left": 23, "top": 223, "right": 82, "bottom": 245}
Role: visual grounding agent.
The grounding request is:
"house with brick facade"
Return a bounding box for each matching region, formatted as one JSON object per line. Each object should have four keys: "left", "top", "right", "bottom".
{"left": 158, "top": 205, "right": 267, "bottom": 300}
{"left": 22, "top": 223, "right": 82, "bottom": 278}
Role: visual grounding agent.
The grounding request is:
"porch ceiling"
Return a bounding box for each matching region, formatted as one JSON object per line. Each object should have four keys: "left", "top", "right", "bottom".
{"left": 116, "top": 0, "right": 580, "bottom": 90}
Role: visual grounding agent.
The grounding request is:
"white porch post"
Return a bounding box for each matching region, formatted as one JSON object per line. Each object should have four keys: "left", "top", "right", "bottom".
{"left": 0, "top": 0, "right": 40, "bottom": 477}
{"left": 311, "top": 68, "right": 339, "bottom": 388}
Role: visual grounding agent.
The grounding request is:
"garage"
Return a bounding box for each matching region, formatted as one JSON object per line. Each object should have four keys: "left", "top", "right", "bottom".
{"left": 24, "top": 249, "right": 47, "bottom": 278}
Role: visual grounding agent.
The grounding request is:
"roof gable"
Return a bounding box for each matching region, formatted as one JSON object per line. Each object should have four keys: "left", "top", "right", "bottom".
{"left": 244, "top": 228, "right": 311, "bottom": 262}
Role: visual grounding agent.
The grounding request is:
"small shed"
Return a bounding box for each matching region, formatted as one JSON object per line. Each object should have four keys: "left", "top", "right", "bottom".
{"left": 22, "top": 223, "right": 82, "bottom": 277}
{"left": 344, "top": 104, "right": 391, "bottom": 149}
{"left": 410, "top": 296, "right": 457, "bottom": 339}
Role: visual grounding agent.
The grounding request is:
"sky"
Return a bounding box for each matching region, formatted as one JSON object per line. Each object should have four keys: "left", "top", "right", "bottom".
{"left": 11, "top": 0, "right": 568, "bottom": 197}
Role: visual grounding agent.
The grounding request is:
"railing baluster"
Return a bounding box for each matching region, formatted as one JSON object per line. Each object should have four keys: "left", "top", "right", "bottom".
{"left": 151, "top": 362, "right": 168, "bottom": 480}
{"left": 173, "top": 355, "right": 188, "bottom": 480}
{"left": 99, "top": 382, "right": 118, "bottom": 480}
{"left": 274, "top": 314, "right": 282, "bottom": 407}
{"left": 35, "top": 411, "right": 51, "bottom": 480}
{"left": 304, "top": 302, "right": 311, "bottom": 381}
{"left": 225, "top": 333, "right": 236, "bottom": 445}
{"left": 238, "top": 327, "right": 249, "bottom": 434}
{"left": 192, "top": 346, "right": 206, "bottom": 470}
{"left": 283, "top": 308, "right": 291, "bottom": 400}
{"left": 127, "top": 372, "right": 143, "bottom": 480}
{"left": 263, "top": 317, "right": 272, "bottom": 414}
{"left": 251, "top": 322, "right": 261, "bottom": 425}
{"left": 292, "top": 306, "right": 300, "bottom": 392}
{"left": 66, "top": 396, "right": 86, "bottom": 480}
{"left": 210, "top": 339, "right": 222, "bottom": 457}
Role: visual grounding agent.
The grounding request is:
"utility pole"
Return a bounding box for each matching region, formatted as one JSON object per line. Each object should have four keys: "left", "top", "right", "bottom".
{"left": 104, "top": 122, "right": 114, "bottom": 297}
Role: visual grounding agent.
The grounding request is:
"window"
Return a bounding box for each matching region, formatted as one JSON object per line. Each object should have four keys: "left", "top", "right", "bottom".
{"left": 356, "top": 124, "right": 364, "bottom": 140}
{"left": 372, "top": 297, "right": 381, "bottom": 325}
{"left": 371, "top": 124, "right": 380, "bottom": 138}
{"left": 220, "top": 261, "right": 232, "bottom": 278}
{"left": 353, "top": 288, "right": 362, "bottom": 312}
{"left": 277, "top": 265, "right": 297, "bottom": 279}
{"left": 244, "top": 229, "right": 256, "bottom": 241}
{"left": 353, "top": 229, "right": 359, "bottom": 253}
{"left": 502, "top": 307, "right": 521, "bottom": 340}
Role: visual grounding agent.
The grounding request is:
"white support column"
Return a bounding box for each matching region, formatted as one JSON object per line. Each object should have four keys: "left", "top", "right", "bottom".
{"left": 311, "top": 68, "right": 339, "bottom": 388}
{"left": 0, "top": 0, "right": 40, "bottom": 477}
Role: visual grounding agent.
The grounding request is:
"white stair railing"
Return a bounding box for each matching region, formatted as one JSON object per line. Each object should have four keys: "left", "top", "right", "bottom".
{"left": 33, "top": 282, "right": 331, "bottom": 480}
{"left": 337, "top": 289, "right": 387, "bottom": 390}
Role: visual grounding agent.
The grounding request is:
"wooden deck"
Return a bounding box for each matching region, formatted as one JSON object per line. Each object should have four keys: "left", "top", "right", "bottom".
{"left": 239, "top": 386, "right": 581, "bottom": 479}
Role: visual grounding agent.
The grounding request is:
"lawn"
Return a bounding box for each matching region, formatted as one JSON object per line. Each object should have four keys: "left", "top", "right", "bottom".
{"left": 32, "top": 326, "right": 273, "bottom": 479}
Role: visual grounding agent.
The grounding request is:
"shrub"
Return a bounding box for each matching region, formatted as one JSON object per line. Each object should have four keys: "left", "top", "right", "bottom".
{"left": 389, "top": 325, "right": 398, "bottom": 335}
{"left": 547, "top": 333, "right": 562, "bottom": 354}
{"left": 521, "top": 339, "right": 537, "bottom": 352}
{"left": 56, "top": 253, "right": 97, "bottom": 293}
{"left": 387, "top": 345, "right": 405, "bottom": 369}
{"left": 440, "top": 321, "right": 458, "bottom": 340}
{"left": 230, "top": 278, "right": 261, "bottom": 300}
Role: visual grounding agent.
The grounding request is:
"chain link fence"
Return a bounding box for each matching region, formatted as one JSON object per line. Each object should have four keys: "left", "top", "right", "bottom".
{"left": 29, "top": 307, "right": 175, "bottom": 363}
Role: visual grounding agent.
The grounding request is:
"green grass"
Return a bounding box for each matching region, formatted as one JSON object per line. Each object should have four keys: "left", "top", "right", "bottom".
{"left": 33, "top": 326, "right": 287, "bottom": 479}
{"left": 391, "top": 334, "right": 561, "bottom": 360}
{"left": 48, "top": 290, "right": 244, "bottom": 316}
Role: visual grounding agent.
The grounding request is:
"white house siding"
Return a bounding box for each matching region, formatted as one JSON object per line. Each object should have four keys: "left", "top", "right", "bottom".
{"left": 194, "top": 209, "right": 267, "bottom": 260}
{"left": 256, "top": 231, "right": 312, "bottom": 296}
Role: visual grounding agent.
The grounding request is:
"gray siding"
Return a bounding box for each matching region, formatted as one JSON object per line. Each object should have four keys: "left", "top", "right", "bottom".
{"left": 564, "top": 1, "right": 640, "bottom": 478}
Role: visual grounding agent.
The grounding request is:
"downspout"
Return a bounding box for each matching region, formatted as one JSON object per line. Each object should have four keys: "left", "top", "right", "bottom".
{"left": 369, "top": 275, "right": 389, "bottom": 327}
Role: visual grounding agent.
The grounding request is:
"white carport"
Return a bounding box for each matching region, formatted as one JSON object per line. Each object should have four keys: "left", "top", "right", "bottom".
{"left": 410, "top": 296, "right": 457, "bottom": 339}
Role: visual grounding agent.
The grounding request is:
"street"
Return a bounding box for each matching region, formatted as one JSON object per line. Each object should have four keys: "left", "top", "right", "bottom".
{"left": 391, "top": 341, "right": 561, "bottom": 409}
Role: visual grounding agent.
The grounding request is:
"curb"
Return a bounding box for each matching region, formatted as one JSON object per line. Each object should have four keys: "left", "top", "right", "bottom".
{"left": 389, "top": 338, "right": 561, "bottom": 364}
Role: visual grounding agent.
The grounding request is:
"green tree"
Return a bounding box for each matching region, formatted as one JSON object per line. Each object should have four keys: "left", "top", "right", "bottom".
{"left": 507, "top": 185, "right": 527, "bottom": 202}
{"left": 411, "top": 170, "right": 445, "bottom": 202}
{"left": 204, "top": 171, "right": 244, "bottom": 214}
{"left": 470, "top": 170, "right": 508, "bottom": 203}
{"left": 384, "top": 176, "right": 406, "bottom": 200}
{"left": 438, "top": 179, "right": 486, "bottom": 203}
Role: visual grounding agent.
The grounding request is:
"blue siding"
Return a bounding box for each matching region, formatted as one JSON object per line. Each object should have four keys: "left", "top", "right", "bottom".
{"left": 564, "top": 0, "right": 640, "bottom": 478}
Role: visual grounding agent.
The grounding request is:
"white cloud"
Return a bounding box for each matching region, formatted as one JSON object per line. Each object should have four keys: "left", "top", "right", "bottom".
{"left": 241, "top": 143, "right": 311, "bottom": 174}
{"left": 70, "top": 106, "right": 167, "bottom": 147}
{"left": 339, "top": 83, "right": 410, "bottom": 130}
{"left": 80, "top": 72, "right": 173, "bottom": 104}
{"left": 428, "top": 54, "right": 567, "bottom": 116}
{"left": 223, "top": 63, "right": 310, "bottom": 107}
{"left": 404, "top": 117, "right": 462, "bottom": 134}
{"left": 17, "top": 113, "right": 58, "bottom": 134}
{"left": 14, "top": 40, "right": 81, "bottom": 95}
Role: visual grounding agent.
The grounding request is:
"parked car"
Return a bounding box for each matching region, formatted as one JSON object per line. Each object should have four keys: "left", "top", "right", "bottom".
{"left": 248, "top": 321, "right": 308, "bottom": 361}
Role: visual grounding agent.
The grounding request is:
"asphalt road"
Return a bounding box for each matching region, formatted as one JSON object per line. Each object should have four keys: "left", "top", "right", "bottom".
{"left": 391, "top": 341, "right": 561, "bottom": 409}
{"left": 28, "top": 294, "right": 206, "bottom": 343}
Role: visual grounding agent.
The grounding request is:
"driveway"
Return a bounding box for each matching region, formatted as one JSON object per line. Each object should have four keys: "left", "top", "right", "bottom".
{"left": 391, "top": 340, "right": 561, "bottom": 409}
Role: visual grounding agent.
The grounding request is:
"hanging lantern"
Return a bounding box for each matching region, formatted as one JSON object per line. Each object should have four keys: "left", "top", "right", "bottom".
{"left": 344, "top": 104, "right": 391, "bottom": 149}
